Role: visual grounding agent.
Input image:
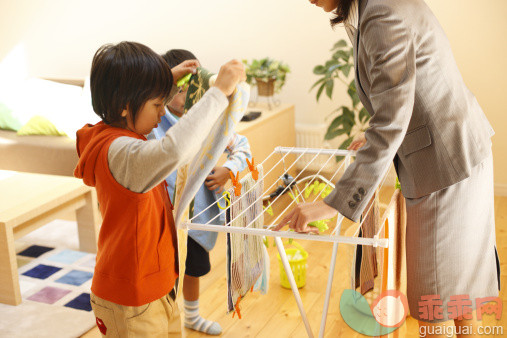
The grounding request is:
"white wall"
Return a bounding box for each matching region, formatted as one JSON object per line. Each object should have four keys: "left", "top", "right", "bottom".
{"left": 0, "top": 0, "right": 345, "bottom": 126}
{"left": 1, "top": 0, "right": 506, "bottom": 188}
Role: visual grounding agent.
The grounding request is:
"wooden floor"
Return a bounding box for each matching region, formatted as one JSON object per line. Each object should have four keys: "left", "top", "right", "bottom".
{"left": 82, "top": 191, "right": 507, "bottom": 338}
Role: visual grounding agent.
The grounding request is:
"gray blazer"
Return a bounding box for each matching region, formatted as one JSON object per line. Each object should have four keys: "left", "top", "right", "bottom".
{"left": 324, "top": 0, "right": 494, "bottom": 222}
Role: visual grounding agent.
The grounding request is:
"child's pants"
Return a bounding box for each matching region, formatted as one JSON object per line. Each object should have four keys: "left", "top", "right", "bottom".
{"left": 90, "top": 290, "right": 181, "bottom": 337}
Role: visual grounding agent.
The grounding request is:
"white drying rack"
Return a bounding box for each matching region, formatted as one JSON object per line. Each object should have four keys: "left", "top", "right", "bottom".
{"left": 181, "top": 146, "right": 391, "bottom": 338}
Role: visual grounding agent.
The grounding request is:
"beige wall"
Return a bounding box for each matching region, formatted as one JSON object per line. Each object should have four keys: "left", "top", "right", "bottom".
{"left": 426, "top": 0, "right": 507, "bottom": 192}
{"left": 1, "top": 0, "right": 506, "bottom": 188}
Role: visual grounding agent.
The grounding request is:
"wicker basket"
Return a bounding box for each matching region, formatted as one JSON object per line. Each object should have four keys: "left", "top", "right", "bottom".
{"left": 255, "top": 77, "right": 275, "bottom": 97}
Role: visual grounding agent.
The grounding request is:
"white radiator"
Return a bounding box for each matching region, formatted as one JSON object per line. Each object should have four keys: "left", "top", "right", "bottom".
{"left": 295, "top": 123, "right": 343, "bottom": 174}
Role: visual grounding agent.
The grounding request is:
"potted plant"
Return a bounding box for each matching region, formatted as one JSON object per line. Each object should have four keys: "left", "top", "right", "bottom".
{"left": 243, "top": 58, "right": 290, "bottom": 97}
{"left": 310, "top": 39, "right": 370, "bottom": 160}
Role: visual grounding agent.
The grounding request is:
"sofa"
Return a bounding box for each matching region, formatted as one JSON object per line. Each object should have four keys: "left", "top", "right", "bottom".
{"left": 0, "top": 78, "right": 97, "bottom": 176}
{"left": 0, "top": 129, "right": 78, "bottom": 176}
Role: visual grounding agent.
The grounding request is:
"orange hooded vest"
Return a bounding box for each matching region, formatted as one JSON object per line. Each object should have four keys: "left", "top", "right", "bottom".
{"left": 74, "top": 122, "right": 178, "bottom": 306}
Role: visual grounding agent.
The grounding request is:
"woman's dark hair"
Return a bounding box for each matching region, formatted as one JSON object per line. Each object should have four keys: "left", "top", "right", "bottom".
{"left": 330, "top": 0, "right": 355, "bottom": 27}
{"left": 161, "top": 49, "right": 198, "bottom": 69}
{"left": 90, "top": 41, "right": 173, "bottom": 126}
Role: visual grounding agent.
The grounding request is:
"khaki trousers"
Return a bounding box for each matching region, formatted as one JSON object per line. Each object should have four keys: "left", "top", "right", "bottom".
{"left": 90, "top": 291, "right": 181, "bottom": 337}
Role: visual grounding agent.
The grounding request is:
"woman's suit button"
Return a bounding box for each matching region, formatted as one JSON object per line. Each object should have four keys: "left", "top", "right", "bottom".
{"left": 358, "top": 187, "right": 365, "bottom": 196}
{"left": 348, "top": 201, "right": 357, "bottom": 209}
{"left": 353, "top": 193, "right": 362, "bottom": 202}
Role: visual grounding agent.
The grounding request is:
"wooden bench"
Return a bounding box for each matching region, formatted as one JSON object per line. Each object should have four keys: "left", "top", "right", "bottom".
{"left": 0, "top": 170, "right": 100, "bottom": 305}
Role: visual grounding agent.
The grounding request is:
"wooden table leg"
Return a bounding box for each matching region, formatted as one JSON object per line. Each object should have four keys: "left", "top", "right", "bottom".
{"left": 75, "top": 189, "right": 100, "bottom": 253}
{"left": 0, "top": 224, "right": 21, "bottom": 305}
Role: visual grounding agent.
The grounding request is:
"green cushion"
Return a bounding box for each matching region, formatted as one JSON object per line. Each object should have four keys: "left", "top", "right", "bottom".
{"left": 0, "top": 102, "right": 23, "bottom": 131}
{"left": 17, "top": 115, "right": 67, "bottom": 136}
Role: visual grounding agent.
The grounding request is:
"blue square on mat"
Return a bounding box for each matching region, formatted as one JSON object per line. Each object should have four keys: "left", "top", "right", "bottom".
{"left": 22, "top": 264, "right": 61, "bottom": 279}
{"left": 47, "top": 250, "right": 88, "bottom": 264}
{"left": 55, "top": 270, "right": 93, "bottom": 286}
{"left": 17, "top": 245, "right": 54, "bottom": 258}
{"left": 65, "top": 293, "right": 91, "bottom": 311}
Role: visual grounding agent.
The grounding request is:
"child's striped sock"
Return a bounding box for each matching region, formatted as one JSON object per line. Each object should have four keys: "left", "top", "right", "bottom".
{"left": 184, "top": 299, "right": 222, "bottom": 335}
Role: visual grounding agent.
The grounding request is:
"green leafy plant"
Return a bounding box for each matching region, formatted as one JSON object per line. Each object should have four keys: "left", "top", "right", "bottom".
{"left": 310, "top": 39, "right": 370, "bottom": 160}
{"left": 243, "top": 57, "right": 290, "bottom": 93}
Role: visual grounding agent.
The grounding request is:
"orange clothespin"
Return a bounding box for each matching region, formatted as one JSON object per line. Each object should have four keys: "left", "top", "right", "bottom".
{"left": 232, "top": 295, "right": 242, "bottom": 319}
{"left": 229, "top": 171, "right": 242, "bottom": 197}
{"left": 246, "top": 158, "right": 259, "bottom": 181}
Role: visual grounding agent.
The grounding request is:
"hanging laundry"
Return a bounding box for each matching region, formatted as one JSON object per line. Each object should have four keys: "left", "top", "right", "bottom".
{"left": 225, "top": 166, "right": 269, "bottom": 315}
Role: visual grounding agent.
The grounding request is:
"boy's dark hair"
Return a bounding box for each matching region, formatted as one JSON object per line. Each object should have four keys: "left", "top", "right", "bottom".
{"left": 330, "top": 0, "right": 354, "bottom": 27}
{"left": 90, "top": 41, "right": 173, "bottom": 126}
{"left": 161, "top": 49, "right": 198, "bottom": 69}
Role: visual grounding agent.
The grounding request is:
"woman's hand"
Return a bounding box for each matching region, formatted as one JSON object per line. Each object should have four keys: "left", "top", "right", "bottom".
{"left": 272, "top": 201, "right": 338, "bottom": 233}
{"left": 348, "top": 132, "right": 366, "bottom": 151}
{"left": 171, "top": 59, "right": 200, "bottom": 85}
{"left": 205, "top": 166, "right": 231, "bottom": 193}
{"left": 213, "top": 59, "right": 247, "bottom": 97}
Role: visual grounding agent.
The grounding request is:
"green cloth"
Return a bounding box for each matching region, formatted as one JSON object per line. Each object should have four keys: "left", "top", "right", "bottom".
{"left": 183, "top": 67, "right": 215, "bottom": 114}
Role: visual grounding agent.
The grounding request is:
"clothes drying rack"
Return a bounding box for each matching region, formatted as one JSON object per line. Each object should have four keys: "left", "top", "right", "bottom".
{"left": 181, "top": 146, "right": 392, "bottom": 338}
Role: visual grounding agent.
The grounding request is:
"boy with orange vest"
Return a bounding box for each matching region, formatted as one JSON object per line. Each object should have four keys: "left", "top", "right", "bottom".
{"left": 74, "top": 41, "right": 245, "bottom": 336}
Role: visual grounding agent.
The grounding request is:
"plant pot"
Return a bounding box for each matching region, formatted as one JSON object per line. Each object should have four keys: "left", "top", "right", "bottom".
{"left": 255, "top": 77, "right": 275, "bottom": 97}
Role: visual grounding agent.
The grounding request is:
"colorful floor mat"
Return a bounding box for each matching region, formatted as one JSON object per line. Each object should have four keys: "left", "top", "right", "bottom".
{"left": 17, "top": 245, "right": 94, "bottom": 311}
{"left": 0, "top": 220, "right": 96, "bottom": 338}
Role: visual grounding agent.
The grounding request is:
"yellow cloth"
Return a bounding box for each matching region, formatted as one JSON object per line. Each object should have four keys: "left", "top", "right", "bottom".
{"left": 17, "top": 115, "right": 66, "bottom": 136}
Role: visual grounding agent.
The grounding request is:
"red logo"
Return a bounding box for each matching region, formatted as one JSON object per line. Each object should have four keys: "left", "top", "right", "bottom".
{"left": 96, "top": 317, "right": 107, "bottom": 335}
{"left": 418, "top": 295, "right": 503, "bottom": 321}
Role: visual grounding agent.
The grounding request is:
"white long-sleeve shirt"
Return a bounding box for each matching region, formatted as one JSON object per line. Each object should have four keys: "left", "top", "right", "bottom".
{"left": 107, "top": 87, "right": 228, "bottom": 193}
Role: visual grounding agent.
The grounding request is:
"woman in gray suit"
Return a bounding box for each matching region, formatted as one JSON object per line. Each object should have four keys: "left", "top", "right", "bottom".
{"left": 275, "top": 0, "right": 499, "bottom": 335}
